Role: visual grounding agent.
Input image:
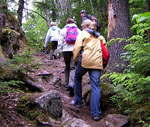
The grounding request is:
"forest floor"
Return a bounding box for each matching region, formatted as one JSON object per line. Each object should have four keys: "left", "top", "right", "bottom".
{"left": 0, "top": 52, "right": 118, "bottom": 127}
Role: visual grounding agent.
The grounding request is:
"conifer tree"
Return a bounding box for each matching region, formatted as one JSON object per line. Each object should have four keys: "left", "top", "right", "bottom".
{"left": 0, "top": 4, "right": 2, "bottom": 43}
{"left": 107, "top": 0, "right": 131, "bottom": 72}
{"left": 17, "top": 0, "right": 24, "bottom": 26}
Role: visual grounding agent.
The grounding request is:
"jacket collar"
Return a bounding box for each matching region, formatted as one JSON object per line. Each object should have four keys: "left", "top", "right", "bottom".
{"left": 85, "top": 28, "right": 100, "bottom": 37}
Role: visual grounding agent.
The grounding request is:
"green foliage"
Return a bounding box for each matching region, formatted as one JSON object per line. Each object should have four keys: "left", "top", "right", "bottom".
{"left": 23, "top": 15, "right": 48, "bottom": 51}
{"left": 129, "top": 0, "right": 146, "bottom": 20}
{"left": 0, "top": 50, "right": 41, "bottom": 93}
{"left": 17, "top": 94, "right": 49, "bottom": 122}
{"left": 108, "top": 13, "right": 150, "bottom": 126}
{"left": 7, "top": 50, "right": 41, "bottom": 73}
{"left": 0, "top": 80, "right": 24, "bottom": 93}
{"left": 139, "top": 117, "right": 150, "bottom": 127}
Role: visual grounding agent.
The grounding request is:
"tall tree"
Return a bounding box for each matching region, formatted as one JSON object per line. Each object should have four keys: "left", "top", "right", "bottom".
{"left": 107, "top": 0, "right": 131, "bottom": 72}
{"left": 146, "top": 0, "right": 150, "bottom": 43}
{"left": 17, "top": 0, "right": 24, "bottom": 26}
{"left": 89, "top": 0, "right": 94, "bottom": 14}
{"left": 0, "top": 4, "right": 2, "bottom": 43}
{"left": 146, "top": 0, "right": 150, "bottom": 11}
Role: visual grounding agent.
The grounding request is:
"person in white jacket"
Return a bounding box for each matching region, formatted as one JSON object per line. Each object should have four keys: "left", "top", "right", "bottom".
{"left": 60, "top": 18, "right": 81, "bottom": 94}
{"left": 44, "top": 22, "right": 61, "bottom": 60}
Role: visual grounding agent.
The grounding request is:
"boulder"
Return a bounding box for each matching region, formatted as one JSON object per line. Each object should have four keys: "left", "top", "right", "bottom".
{"left": 99, "top": 114, "right": 129, "bottom": 127}
{"left": 0, "top": 45, "right": 5, "bottom": 63}
{"left": 1, "top": 12, "right": 27, "bottom": 59}
{"left": 61, "top": 110, "right": 91, "bottom": 127}
{"left": 35, "top": 90, "right": 62, "bottom": 119}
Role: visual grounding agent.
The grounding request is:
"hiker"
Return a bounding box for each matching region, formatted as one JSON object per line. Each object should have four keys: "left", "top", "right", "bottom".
{"left": 72, "top": 20, "right": 106, "bottom": 121}
{"left": 60, "top": 18, "right": 81, "bottom": 94}
{"left": 80, "top": 10, "right": 100, "bottom": 32}
{"left": 44, "top": 22, "right": 61, "bottom": 60}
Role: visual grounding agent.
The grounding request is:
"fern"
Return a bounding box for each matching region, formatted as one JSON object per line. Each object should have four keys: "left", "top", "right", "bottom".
{"left": 0, "top": 50, "right": 42, "bottom": 93}
{"left": 0, "top": 80, "right": 24, "bottom": 93}
{"left": 108, "top": 12, "right": 150, "bottom": 126}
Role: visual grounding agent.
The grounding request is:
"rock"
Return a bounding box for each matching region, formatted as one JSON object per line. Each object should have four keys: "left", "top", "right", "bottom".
{"left": 50, "top": 76, "right": 61, "bottom": 87}
{"left": 0, "top": 45, "right": 5, "bottom": 63}
{"left": 1, "top": 12, "right": 27, "bottom": 59}
{"left": 35, "top": 90, "right": 62, "bottom": 119}
{"left": 1, "top": 28, "right": 20, "bottom": 58}
{"left": 61, "top": 110, "right": 91, "bottom": 127}
{"left": 22, "top": 79, "right": 45, "bottom": 92}
{"left": 99, "top": 114, "right": 129, "bottom": 127}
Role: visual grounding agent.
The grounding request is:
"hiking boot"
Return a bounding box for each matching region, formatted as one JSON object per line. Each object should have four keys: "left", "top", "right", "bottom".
{"left": 53, "top": 54, "right": 57, "bottom": 59}
{"left": 70, "top": 100, "right": 82, "bottom": 108}
{"left": 93, "top": 116, "right": 100, "bottom": 121}
{"left": 68, "top": 87, "right": 74, "bottom": 97}
{"left": 66, "top": 86, "right": 74, "bottom": 97}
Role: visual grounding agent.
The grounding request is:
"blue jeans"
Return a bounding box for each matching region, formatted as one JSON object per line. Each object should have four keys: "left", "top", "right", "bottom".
{"left": 74, "top": 59, "right": 101, "bottom": 117}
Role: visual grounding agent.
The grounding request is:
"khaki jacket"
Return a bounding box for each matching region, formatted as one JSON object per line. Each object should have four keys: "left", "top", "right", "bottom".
{"left": 73, "top": 30, "right": 106, "bottom": 70}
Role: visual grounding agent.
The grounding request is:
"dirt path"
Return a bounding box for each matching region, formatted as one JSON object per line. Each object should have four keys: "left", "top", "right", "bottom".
{"left": 0, "top": 52, "right": 114, "bottom": 127}
{"left": 32, "top": 52, "right": 111, "bottom": 127}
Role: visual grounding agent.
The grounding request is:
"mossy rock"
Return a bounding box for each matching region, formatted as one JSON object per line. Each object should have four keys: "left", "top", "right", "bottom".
{"left": 17, "top": 93, "right": 50, "bottom": 123}
{"left": 128, "top": 102, "right": 150, "bottom": 126}
{"left": 0, "top": 45, "right": 5, "bottom": 63}
{"left": 83, "top": 83, "right": 116, "bottom": 111}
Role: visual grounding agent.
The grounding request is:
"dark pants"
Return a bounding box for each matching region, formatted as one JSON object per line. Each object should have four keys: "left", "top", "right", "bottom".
{"left": 50, "top": 41, "right": 58, "bottom": 59}
{"left": 63, "top": 51, "right": 74, "bottom": 87}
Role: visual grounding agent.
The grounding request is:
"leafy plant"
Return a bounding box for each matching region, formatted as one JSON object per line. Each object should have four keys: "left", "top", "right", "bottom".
{"left": 108, "top": 12, "right": 150, "bottom": 126}
{"left": 0, "top": 50, "right": 41, "bottom": 93}
{"left": 23, "top": 14, "right": 48, "bottom": 51}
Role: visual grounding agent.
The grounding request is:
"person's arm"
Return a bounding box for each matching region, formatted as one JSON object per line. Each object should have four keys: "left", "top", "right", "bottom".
{"left": 99, "top": 35, "right": 107, "bottom": 49}
{"left": 73, "top": 31, "right": 85, "bottom": 62}
{"left": 44, "top": 28, "right": 51, "bottom": 48}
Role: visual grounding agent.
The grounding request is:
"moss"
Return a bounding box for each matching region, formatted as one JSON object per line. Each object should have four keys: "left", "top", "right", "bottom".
{"left": 129, "top": 102, "right": 150, "bottom": 125}
{"left": 2, "top": 28, "right": 20, "bottom": 36}
{"left": 17, "top": 94, "right": 50, "bottom": 124}
{"left": 0, "top": 45, "right": 5, "bottom": 61}
{"left": 6, "top": 13, "right": 20, "bottom": 28}
{"left": 101, "top": 83, "right": 115, "bottom": 97}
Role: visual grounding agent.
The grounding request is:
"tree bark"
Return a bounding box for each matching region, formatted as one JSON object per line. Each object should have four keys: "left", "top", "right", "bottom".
{"left": 107, "top": 0, "right": 131, "bottom": 72}
{"left": 0, "top": 4, "right": 2, "bottom": 44}
{"left": 17, "top": 0, "right": 24, "bottom": 26}
{"left": 146, "top": 0, "right": 150, "bottom": 43}
{"left": 59, "top": 0, "right": 68, "bottom": 16}
{"left": 146, "top": 0, "right": 150, "bottom": 11}
{"left": 67, "top": 0, "right": 72, "bottom": 17}
{"left": 89, "top": 0, "right": 94, "bottom": 14}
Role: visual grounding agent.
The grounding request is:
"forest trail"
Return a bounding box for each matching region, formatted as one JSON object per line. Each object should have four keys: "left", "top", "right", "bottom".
{"left": 31, "top": 52, "right": 116, "bottom": 127}
{"left": 0, "top": 51, "right": 126, "bottom": 127}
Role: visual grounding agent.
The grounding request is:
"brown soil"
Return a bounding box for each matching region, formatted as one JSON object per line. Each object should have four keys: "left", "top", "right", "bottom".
{"left": 0, "top": 52, "right": 117, "bottom": 127}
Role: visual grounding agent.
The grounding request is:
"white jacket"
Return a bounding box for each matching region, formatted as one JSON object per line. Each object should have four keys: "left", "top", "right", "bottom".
{"left": 44, "top": 26, "right": 61, "bottom": 48}
{"left": 59, "top": 23, "right": 81, "bottom": 52}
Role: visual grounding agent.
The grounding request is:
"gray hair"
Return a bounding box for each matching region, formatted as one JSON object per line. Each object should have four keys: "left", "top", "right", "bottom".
{"left": 81, "top": 19, "right": 92, "bottom": 28}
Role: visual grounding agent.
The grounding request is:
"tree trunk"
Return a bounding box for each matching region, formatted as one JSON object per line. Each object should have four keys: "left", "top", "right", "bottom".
{"left": 17, "top": 0, "right": 24, "bottom": 26}
{"left": 67, "top": 0, "right": 72, "bottom": 17}
{"left": 59, "top": 0, "right": 67, "bottom": 15}
{"left": 89, "top": 0, "right": 94, "bottom": 14}
{"left": 0, "top": 4, "right": 2, "bottom": 43}
{"left": 107, "top": 0, "right": 131, "bottom": 72}
{"left": 146, "top": 0, "right": 150, "bottom": 43}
